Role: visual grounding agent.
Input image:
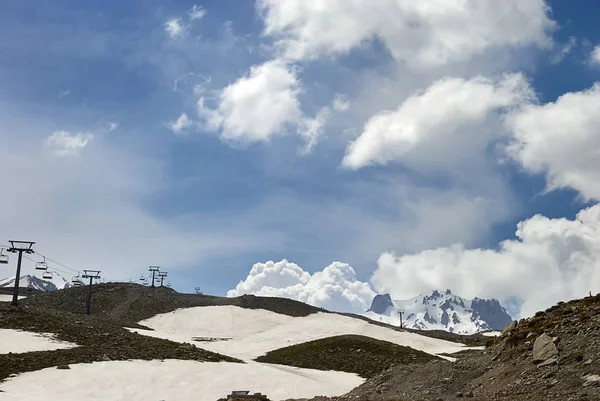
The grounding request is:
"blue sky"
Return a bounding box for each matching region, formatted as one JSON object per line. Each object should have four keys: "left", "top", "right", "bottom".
{"left": 1, "top": 1, "right": 600, "bottom": 318}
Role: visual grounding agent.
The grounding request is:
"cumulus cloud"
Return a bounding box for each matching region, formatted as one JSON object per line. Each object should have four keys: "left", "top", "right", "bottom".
{"left": 45, "top": 131, "right": 93, "bottom": 156}
{"left": 197, "top": 59, "right": 342, "bottom": 151}
{"left": 197, "top": 59, "right": 302, "bottom": 143}
{"left": 342, "top": 73, "right": 535, "bottom": 171}
{"left": 370, "top": 204, "right": 600, "bottom": 319}
{"left": 228, "top": 259, "right": 376, "bottom": 313}
{"left": 168, "top": 113, "right": 193, "bottom": 134}
{"left": 257, "top": 0, "right": 555, "bottom": 67}
{"left": 165, "top": 18, "right": 185, "bottom": 38}
{"left": 506, "top": 83, "right": 600, "bottom": 201}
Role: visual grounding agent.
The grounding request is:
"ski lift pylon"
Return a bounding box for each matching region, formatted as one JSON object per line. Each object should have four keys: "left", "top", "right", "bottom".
{"left": 0, "top": 249, "right": 8, "bottom": 264}
{"left": 35, "top": 256, "right": 48, "bottom": 270}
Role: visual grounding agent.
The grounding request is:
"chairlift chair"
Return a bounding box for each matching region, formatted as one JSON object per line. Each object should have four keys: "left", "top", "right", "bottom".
{"left": 35, "top": 256, "right": 48, "bottom": 270}
{"left": 42, "top": 271, "right": 53, "bottom": 280}
{"left": 0, "top": 249, "right": 8, "bottom": 264}
{"left": 139, "top": 275, "right": 145, "bottom": 281}
{"left": 166, "top": 281, "right": 171, "bottom": 288}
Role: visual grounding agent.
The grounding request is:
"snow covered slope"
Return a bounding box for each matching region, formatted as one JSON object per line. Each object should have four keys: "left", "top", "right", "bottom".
{"left": 0, "top": 329, "right": 77, "bottom": 354}
{"left": 363, "top": 289, "right": 512, "bottom": 335}
{"left": 0, "top": 360, "right": 363, "bottom": 401}
{"left": 129, "top": 305, "right": 480, "bottom": 361}
{"left": 0, "top": 272, "right": 73, "bottom": 291}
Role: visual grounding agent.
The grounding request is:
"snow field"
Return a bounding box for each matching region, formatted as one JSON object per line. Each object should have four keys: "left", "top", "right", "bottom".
{"left": 482, "top": 331, "right": 501, "bottom": 337}
{"left": 0, "top": 329, "right": 77, "bottom": 354}
{"left": 132, "top": 305, "right": 479, "bottom": 360}
{"left": 0, "top": 294, "right": 25, "bottom": 302}
{"left": 0, "top": 359, "right": 364, "bottom": 401}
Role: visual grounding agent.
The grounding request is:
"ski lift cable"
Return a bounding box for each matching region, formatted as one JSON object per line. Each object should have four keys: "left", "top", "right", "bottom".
{"left": 31, "top": 251, "right": 79, "bottom": 274}
{"left": 22, "top": 255, "right": 78, "bottom": 277}
{"left": 0, "top": 246, "right": 78, "bottom": 275}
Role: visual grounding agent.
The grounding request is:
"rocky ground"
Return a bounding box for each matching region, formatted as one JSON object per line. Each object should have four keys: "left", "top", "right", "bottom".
{"left": 255, "top": 335, "right": 436, "bottom": 378}
{"left": 285, "top": 293, "right": 600, "bottom": 401}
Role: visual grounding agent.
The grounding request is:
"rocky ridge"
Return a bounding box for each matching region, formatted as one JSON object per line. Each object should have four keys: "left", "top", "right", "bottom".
{"left": 364, "top": 289, "right": 513, "bottom": 334}
{"left": 288, "top": 292, "right": 600, "bottom": 401}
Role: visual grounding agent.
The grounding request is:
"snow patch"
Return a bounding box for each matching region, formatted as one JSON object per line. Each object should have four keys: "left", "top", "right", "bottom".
{"left": 0, "top": 294, "right": 26, "bottom": 302}
{"left": 0, "top": 359, "right": 363, "bottom": 401}
{"left": 0, "top": 329, "right": 77, "bottom": 354}
{"left": 130, "top": 305, "right": 478, "bottom": 361}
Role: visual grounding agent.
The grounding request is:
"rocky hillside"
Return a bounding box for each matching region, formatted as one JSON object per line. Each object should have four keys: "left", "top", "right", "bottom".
{"left": 19, "top": 282, "right": 323, "bottom": 327}
{"left": 364, "top": 289, "right": 513, "bottom": 334}
{"left": 255, "top": 335, "right": 436, "bottom": 378}
{"left": 292, "top": 292, "right": 600, "bottom": 401}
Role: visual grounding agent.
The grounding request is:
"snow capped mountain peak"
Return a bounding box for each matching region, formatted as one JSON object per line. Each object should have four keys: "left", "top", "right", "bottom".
{"left": 0, "top": 272, "right": 73, "bottom": 292}
{"left": 363, "top": 289, "right": 512, "bottom": 335}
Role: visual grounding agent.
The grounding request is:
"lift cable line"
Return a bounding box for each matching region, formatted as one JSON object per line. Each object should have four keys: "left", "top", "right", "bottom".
{"left": 81, "top": 270, "right": 101, "bottom": 315}
{"left": 148, "top": 266, "right": 160, "bottom": 288}
{"left": 32, "top": 251, "right": 79, "bottom": 274}
{"left": 22, "top": 254, "right": 79, "bottom": 278}
{"left": 157, "top": 271, "right": 168, "bottom": 287}
{"left": 6, "top": 240, "right": 35, "bottom": 306}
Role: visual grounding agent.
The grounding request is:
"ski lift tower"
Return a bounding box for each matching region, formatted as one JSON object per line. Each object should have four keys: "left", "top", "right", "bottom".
{"left": 148, "top": 266, "right": 160, "bottom": 288}
{"left": 157, "top": 271, "right": 168, "bottom": 287}
{"left": 81, "top": 270, "right": 101, "bottom": 315}
{"left": 6, "top": 240, "right": 35, "bottom": 306}
{"left": 398, "top": 309, "right": 405, "bottom": 329}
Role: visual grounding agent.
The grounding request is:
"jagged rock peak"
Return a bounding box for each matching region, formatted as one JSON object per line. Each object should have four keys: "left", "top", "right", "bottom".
{"left": 367, "top": 293, "right": 394, "bottom": 314}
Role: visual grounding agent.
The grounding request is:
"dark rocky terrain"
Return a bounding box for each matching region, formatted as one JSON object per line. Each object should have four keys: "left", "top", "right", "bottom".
{"left": 255, "top": 335, "right": 436, "bottom": 378}
{"left": 286, "top": 293, "right": 600, "bottom": 401}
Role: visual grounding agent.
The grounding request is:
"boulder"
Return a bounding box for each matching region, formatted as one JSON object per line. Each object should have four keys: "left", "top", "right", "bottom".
{"left": 533, "top": 334, "right": 559, "bottom": 363}
{"left": 501, "top": 320, "right": 517, "bottom": 335}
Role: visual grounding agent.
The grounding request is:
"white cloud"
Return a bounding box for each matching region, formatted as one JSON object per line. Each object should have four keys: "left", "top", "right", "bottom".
{"left": 197, "top": 59, "right": 303, "bottom": 143}
{"left": 297, "top": 106, "right": 331, "bottom": 155}
{"left": 506, "top": 83, "right": 600, "bottom": 201}
{"left": 257, "top": 0, "right": 555, "bottom": 67}
{"left": 591, "top": 45, "right": 600, "bottom": 65}
{"left": 45, "top": 131, "right": 93, "bottom": 157}
{"left": 165, "top": 18, "right": 185, "bottom": 39}
{"left": 58, "top": 89, "right": 71, "bottom": 98}
{"left": 370, "top": 203, "right": 600, "bottom": 319}
{"left": 108, "top": 122, "right": 119, "bottom": 132}
{"left": 228, "top": 259, "right": 376, "bottom": 313}
{"left": 342, "top": 73, "right": 535, "bottom": 171}
{"left": 551, "top": 36, "right": 577, "bottom": 64}
{"left": 188, "top": 5, "right": 206, "bottom": 21}
{"left": 168, "top": 113, "right": 193, "bottom": 133}
{"left": 332, "top": 94, "right": 350, "bottom": 112}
